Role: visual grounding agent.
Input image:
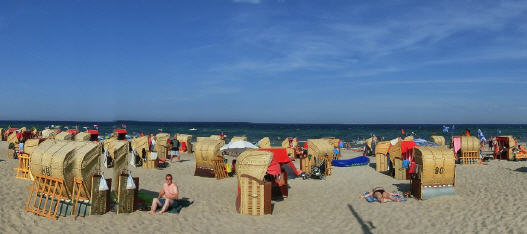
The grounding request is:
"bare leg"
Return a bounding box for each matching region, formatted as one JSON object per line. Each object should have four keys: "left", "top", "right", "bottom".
{"left": 157, "top": 199, "right": 173, "bottom": 214}
{"left": 373, "top": 193, "right": 384, "bottom": 203}
{"left": 177, "top": 155, "right": 181, "bottom": 162}
{"left": 384, "top": 193, "right": 401, "bottom": 202}
{"left": 149, "top": 198, "right": 162, "bottom": 214}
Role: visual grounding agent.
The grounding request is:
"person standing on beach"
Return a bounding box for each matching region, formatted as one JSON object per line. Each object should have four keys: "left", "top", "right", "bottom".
{"left": 171, "top": 136, "right": 180, "bottom": 162}
{"left": 149, "top": 174, "right": 179, "bottom": 215}
{"left": 149, "top": 134, "right": 156, "bottom": 152}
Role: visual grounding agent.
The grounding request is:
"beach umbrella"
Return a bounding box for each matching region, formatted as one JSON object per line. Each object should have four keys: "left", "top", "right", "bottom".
{"left": 220, "top": 141, "right": 258, "bottom": 151}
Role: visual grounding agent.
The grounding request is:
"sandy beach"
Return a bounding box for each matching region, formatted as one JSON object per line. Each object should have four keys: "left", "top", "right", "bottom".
{"left": 1, "top": 140, "right": 527, "bottom": 234}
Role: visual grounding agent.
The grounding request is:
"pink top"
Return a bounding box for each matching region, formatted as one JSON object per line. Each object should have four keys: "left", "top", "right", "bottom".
{"left": 453, "top": 137, "right": 462, "bottom": 153}
{"left": 163, "top": 183, "right": 178, "bottom": 199}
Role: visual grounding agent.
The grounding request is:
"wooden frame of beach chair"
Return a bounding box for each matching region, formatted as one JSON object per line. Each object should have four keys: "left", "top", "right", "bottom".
{"left": 90, "top": 175, "right": 109, "bottom": 215}
{"left": 194, "top": 140, "right": 224, "bottom": 178}
{"left": 495, "top": 136, "right": 514, "bottom": 160}
{"left": 306, "top": 139, "right": 334, "bottom": 176}
{"left": 375, "top": 153, "right": 388, "bottom": 172}
{"left": 299, "top": 154, "right": 314, "bottom": 175}
{"left": 71, "top": 177, "right": 90, "bottom": 219}
{"left": 142, "top": 152, "right": 159, "bottom": 169}
{"left": 460, "top": 151, "right": 480, "bottom": 165}
{"left": 411, "top": 147, "right": 456, "bottom": 199}
{"left": 25, "top": 174, "right": 69, "bottom": 220}
{"left": 394, "top": 158, "right": 407, "bottom": 180}
{"left": 322, "top": 155, "right": 332, "bottom": 176}
{"left": 238, "top": 174, "right": 272, "bottom": 215}
{"left": 14, "top": 152, "right": 32, "bottom": 180}
{"left": 212, "top": 157, "right": 228, "bottom": 180}
{"left": 236, "top": 151, "right": 273, "bottom": 216}
{"left": 116, "top": 173, "right": 135, "bottom": 214}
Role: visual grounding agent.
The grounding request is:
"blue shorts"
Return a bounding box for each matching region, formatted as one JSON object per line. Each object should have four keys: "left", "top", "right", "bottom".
{"left": 159, "top": 198, "right": 177, "bottom": 208}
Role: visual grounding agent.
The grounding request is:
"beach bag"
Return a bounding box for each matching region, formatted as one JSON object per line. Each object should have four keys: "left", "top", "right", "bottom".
{"left": 99, "top": 174, "right": 109, "bottom": 191}
{"left": 126, "top": 174, "right": 136, "bottom": 190}
{"left": 150, "top": 152, "right": 158, "bottom": 160}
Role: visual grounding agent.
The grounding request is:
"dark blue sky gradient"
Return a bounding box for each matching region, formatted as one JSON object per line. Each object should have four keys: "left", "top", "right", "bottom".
{"left": 1, "top": 0, "right": 526, "bottom": 123}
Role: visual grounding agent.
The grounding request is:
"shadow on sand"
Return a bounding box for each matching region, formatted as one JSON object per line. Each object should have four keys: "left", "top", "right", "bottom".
{"left": 347, "top": 204, "right": 375, "bottom": 234}
{"left": 513, "top": 167, "right": 527, "bottom": 173}
{"left": 392, "top": 183, "right": 411, "bottom": 193}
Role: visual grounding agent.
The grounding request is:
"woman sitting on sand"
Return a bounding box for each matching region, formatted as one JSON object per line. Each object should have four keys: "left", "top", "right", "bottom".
{"left": 360, "top": 187, "right": 402, "bottom": 203}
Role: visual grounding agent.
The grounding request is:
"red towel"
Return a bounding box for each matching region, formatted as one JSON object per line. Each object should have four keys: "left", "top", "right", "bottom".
{"left": 259, "top": 148, "right": 288, "bottom": 176}
{"left": 408, "top": 162, "right": 416, "bottom": 174}
{"left": 258, "top": 148, "right": 290, "bottom": 163}
{"left": 180, "top": 142, "right": 187, "bottom": 152}
{"left": 267, "top": 159, "right": 281, "bottom": 175}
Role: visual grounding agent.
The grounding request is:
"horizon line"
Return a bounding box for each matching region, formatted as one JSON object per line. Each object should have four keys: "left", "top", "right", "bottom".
{"left": 0, "top": 120, "right": 525, "bottom": 125}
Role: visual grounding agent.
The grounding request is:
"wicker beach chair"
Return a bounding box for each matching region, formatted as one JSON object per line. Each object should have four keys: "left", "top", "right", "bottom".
{"left": 194, "top": 140, "right": 228, "bottom": 179}
{"left": 257, "top": 137, "right": 271, "bottom": 148}
{"left": 236, "top": 150, "right": 273, "bottom": 216}
{"left": 306, "top": 139, "right": 334, "bottom": 176}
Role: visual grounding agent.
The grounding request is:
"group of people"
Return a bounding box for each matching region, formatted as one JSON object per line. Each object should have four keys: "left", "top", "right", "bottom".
{"left": 145, "top": 133, "right": 182, "bottom": 163}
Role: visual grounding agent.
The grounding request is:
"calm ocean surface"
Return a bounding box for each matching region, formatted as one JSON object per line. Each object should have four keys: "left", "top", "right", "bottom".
{"left": 2, "top": 121, "right": 526, "bottom": 145}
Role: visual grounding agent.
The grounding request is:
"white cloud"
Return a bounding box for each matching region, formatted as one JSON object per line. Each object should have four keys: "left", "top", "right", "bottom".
{"left": 233, "top": 0, "right": 261, "bottom": 4}
{"left": 211, "top": 1, "right": 527, "bottom": 79}
{"left": 355, "top": 77, "right": 527, "bottom": 86}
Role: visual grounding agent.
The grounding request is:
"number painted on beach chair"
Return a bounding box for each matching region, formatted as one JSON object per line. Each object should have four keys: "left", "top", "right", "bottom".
{"left": 434, "top": 167, "right": 445, "bottom": 174}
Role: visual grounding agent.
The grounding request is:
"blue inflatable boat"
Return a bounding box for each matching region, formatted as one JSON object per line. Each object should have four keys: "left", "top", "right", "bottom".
{"left": 332, "top": 156, "right": 370, "bottom": 167}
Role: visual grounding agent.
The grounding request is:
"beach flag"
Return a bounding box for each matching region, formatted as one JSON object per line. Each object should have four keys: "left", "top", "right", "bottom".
{"left": 442, "top": 125, "right": 449, "bottom": 133}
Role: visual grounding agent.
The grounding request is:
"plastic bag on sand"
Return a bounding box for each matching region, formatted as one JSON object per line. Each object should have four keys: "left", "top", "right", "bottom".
{"left": 150, "top": 152, "right": 158, "bottom": 160}
{"left": 99, "top": 174, "right": 109, "bottom": 191}
{"left": 126, "top": 174, "right": 136, "bottom": 190}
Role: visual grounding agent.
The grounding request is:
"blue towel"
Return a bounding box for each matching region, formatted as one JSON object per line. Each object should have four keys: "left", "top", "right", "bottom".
{"left": 363, "top": 192, "right": 406, "bottom": 202}
{"left": 402, "top": 160, "right": 410, "bottom": 169}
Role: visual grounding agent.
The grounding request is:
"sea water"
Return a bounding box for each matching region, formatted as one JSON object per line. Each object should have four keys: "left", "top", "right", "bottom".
{"left": 2, "top": 121, "right": 526, "bottom": 146}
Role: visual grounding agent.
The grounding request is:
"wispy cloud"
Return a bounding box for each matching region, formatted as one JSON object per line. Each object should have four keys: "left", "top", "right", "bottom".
{"left": 209, "top": 1, "right": 527, "bottom": 79}
{"left": 355, "top": 77, "right": 527, "bottom": 86}
{"left": 233, "top": 0, "right": 261, "bottom": 4}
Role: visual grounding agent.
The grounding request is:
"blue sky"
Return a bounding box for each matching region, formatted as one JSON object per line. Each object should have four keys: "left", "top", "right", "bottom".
{"left": 1, "top": 0, "right": 526, "bottom": 123}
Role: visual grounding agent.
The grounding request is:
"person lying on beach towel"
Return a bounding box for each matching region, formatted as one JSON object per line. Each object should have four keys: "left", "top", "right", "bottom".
{"left": 360, "top": 187, "right": 403, "bottom": 203}
{"left": 148, "top": 174, "right": 179, "bottom": 215}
